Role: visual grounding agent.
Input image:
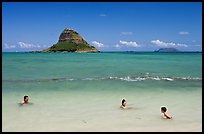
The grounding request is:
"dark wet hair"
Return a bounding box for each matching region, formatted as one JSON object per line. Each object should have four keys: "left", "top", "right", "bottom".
{"left": 122, "top": 99, "right": 126, "bottom": 104}
{"left": 161, "top": 106, "right": 167, "bottom": 112}
{"left": 24, "top": 95, "right": 28, "bottom": 100}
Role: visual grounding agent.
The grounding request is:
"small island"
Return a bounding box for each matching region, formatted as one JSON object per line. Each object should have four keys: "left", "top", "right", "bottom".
{"left": 32, "top": 28, "right": 99, "bottom": 53}
{"left": 154, "top": 48, "right": 180, "bottom": 52}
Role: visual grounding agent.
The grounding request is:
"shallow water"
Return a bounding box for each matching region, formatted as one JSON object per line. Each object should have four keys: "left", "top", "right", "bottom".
{"left": 2, "top": 52, "right": 202, "bottom": 132}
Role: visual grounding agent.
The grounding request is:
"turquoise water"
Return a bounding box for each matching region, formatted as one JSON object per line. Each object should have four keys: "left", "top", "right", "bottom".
{"left": 2, "top": 52, "right": 202, "bottom": 132}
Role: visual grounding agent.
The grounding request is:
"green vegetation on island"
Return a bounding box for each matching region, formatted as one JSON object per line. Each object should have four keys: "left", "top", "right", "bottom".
{"left": 43, "top": 42, "right": 98, "bottom": 52}
{"left": 34, "top": 28, "right": 99, "bottom": 53}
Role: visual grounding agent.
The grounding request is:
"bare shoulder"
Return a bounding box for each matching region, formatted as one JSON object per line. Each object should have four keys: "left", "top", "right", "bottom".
{"left": 20, "top": 101, "right": 25, "bottom": 104}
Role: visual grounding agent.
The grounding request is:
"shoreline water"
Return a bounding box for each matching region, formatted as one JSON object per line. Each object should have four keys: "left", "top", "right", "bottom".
{"left": 2, "top": 52, "right": 202, "bottom": 132}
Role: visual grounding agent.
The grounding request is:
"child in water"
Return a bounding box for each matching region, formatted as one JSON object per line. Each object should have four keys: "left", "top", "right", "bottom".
{"left": 120, "top": 99, "right": 127, "bottom": 109}
{"left": 20, "top": 95, "right": 29, "bottom": 105}
{"left": 161, "top": 106, "right": 172, "bottom": 119}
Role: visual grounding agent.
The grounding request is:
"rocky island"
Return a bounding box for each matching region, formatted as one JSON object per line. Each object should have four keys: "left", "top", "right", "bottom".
{"left": 34, "top": 28, "right": 99, "bottom": 52}
{"left": 154, "top": 48, "right": 180, "bottom": 52}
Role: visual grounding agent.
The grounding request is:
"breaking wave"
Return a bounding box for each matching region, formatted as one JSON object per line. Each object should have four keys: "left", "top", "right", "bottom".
{"left": 3, "top": 76, "right": 202, "bottom": 83}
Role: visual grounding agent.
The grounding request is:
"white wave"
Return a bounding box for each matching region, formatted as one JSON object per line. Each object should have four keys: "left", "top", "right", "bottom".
{"left": 162, "top": 78, "right": 174, "bottom": 81}
{"left": 82, "top": 78, "right": 91, "bottom": 80}
{"left": 4, "top": 76, "right": 201, "bottom": 83}
{"left": 151, "top": 77, "right": 161, "bottom": 80}
{"left": 122, "top": 76, "right": 139, "bottom": 81}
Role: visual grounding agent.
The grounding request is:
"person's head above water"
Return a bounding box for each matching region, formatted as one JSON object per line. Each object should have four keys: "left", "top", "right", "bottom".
{"left": 161, "top": 106, "right": 167, "bottom": 113}
{"left": 122, "top": 99, "right": 126, "bottom": 107}
{"left": 21, "top": 95, "right": 29, "bottom": 104}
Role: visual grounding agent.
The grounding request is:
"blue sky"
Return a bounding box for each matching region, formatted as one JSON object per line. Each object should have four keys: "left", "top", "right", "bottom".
{"left": 2, "top": 2, "right": 202, "bottom": 52}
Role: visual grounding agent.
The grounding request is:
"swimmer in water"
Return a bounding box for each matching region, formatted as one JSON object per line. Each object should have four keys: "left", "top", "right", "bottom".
{"left": 20, "top": 95, "right": 29, "bottom": 105}
{"left": 161, "top": 106, "right": 172, "bottom": 119}
{"left": 120, "top": 99, "right": 127, "bottom": 109}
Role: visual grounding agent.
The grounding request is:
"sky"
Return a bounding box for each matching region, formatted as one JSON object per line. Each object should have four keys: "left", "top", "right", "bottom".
{"left": 2, "top": 2, "right": 202, "bottom": 52}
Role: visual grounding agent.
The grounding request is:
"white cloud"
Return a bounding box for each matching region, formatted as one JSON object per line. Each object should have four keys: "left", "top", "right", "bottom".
{"left": 4, "top": 42, "right": 48, "bottom": 49}
{"left": 4, "top": 43, "right": 16, "bottom": 48}
{"left": 177, "top": 43, "right": 188, "bottom": 47}
{"left": 99, "top": 14, "right": 107, "bottom": 17}
{"left": 119, "top": 40, "right": 141, "bottom": 47}
{"left": 115, "top": 44, "right": 121, "bottom": 48}
{"left": 18, "top": 42, "right": 41, "bottom": 48}
{"left": 179, "top": 32, "right": 189, "bottom": 35}
{"left": 121, "top": 32, "right": 133, "bottom": 35}
{"left": 92, "top": 41, "right": 104, "bottom": 48}
{"left": 151, "top": 40, "right": 188, "bottom": 47}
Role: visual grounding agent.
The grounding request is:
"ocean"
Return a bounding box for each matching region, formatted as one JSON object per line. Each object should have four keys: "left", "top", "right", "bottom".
{"left": 2, "top": 52, "right": 202, "bottom": 132}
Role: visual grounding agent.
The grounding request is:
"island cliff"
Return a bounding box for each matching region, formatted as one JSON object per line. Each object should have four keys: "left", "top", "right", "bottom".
{"left": 41, "top": 28, "right": 99, "bottom": 52}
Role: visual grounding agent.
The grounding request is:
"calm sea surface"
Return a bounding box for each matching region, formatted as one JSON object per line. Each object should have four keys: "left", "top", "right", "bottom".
{"left": 2, "top": 52, "right": 202, "bottom": 132}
